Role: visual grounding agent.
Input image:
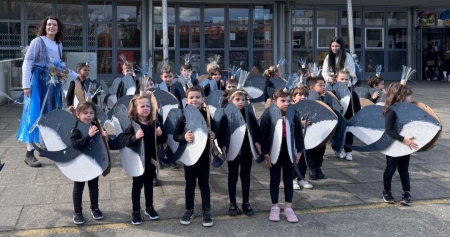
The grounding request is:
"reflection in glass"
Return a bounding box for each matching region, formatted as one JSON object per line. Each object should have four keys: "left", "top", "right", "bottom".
{"left": 88, "top": 1, "right": 112, "bottom": 22}
{"left": 253, "top": 51, "right": 273, "bottom": 73}
{"left": 0, "top": 22, "right": 21, "bottom": 47}
{"left": 0, "top": 49, "right": 22, "bottom": 60}
{"left": 97, "top": 50, "right": 112, "bottom": 74}
{"left": 153, "top": 50, "right": 175, "bottom": 75}
{"left": 92, "top": 24, "right": 112, "bottom": 48}
{"left": 179, "top": 4, "right": 200, "bottom": 23}
{"left": 192, "top": 26, "right": 200, "bottom": 48}
{"left": 293, "top": 27, "right": 312, "bottom": 49}
{"left": 253, "top": 26, "right": 272, "bottom": 48}
{"left": 154, "top": 25, "right": 175, "bottom": 48}
{"left": 205, "top": 4, "right": 224, "bottom": 23}
{"left": 204, "top": 51, "right": 224, "bottom": 72}
{"left": 291, "top": 51, "right": 313, "bottom": 73}
{"left": 365, "top": 51, "right": 384, "bottom": 72}
{"left": 317, "top": 51, "right": 329, "bottom": 65}
{"left": 253, "top": 5, "right": 273, "bottom": 24}
{"left": 27, "top": 0, "right": 52, "bottom": 20}
{"left": 117, "top": 24, "right": 140, "bottom": 47}
{"left": 342, "top": 11, "right": 361, "bottom": 25}
{"left": 388, "top": 51, "right": 406, "bottom": 72}
{"left": 57, "top": 0, "right": 83, "bottom": 21}
{"left": 388, "top": 28, "right": 407, "bottom": 49}
{"left": 117, "top": 2, "right": 141, "bottom": 22}
{"left": 229, "top": 51, "right": 248, "bottom": 71}
{"left": 153, "top": 2, "right": 175, "bottom": 24}
{"left": 317, "top": 10, "right": 337, "bottom": 25}
{"left": 365, "top": 12, "right": 384, "bottom": 26}
{"left": 388, "top": 12, "right": 407, "bottom": 26}
{"left": 179, "top": 25, "right": 189, "bottom": 48}
{"left": 230, "top": 27, "right": 248, "bottom": 47}
{"left": 117, "top": 50, "right": 140, "bottom": 73}
{"left": 229, "top": 6, "right": 249, "bottom": 24}
{"left": 27, "top": 24, "right": 39, "bottom": 43}
{"left": 341, "top": 28, "right": 362, "bottom": 49}
{"left": 317, "top": 28, "right": 336, "bottom": 48}
{"left": 0, "top": 0, "right": 20, "bottom": 19}
{"left": 64, "top": 24, "right": 83, "bottom": 48}
{"left": 205, "top": 26, "right": 224, "bottom": 48}
{"left": 292, "top": 10, "right": 313, "bottom": 25}
{"left": 366, "top": 28, "right": 383, "bottom": 48}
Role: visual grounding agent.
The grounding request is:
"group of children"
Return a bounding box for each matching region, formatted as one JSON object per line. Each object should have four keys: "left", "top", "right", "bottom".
{"left": 61, "top": 56, "right": 415, "bottom": 228}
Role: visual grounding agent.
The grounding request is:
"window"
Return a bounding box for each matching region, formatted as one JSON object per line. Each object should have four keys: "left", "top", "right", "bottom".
{"left": 317, "top": 27, "right": 336, "bottom": 48}
{"left": 365, "top": 28, "right": 384, "bottom": 48}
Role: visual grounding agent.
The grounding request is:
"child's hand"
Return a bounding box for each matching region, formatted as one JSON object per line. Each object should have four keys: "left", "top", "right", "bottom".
{"left": 136, "top": 128, "right": 144, "bottom": 139}
{"left": 264, "top": 154, "right": 272, "bottom": 168}
{"left": 185, "top": 130, "right": 194, "bottom": 143}
{"left": 88, "top": 125, "right": 99, "bottom": 137}
{"left": 222, "top": 146, "right": 227, "bottom": 159}
{"left": 296, "top": 152, "right": 302, "bottom": 164}
{"left": 301, "top": 117, "right": 311, "bottom": 127}
{"left": 156, "top": 127, "right": 162, "bottom": 137}
{"left": 255, "top": 142, "right": 262, "bottom": 155}
{"left": 209, "top": 131, "right": 215, "bottom": 140}
{"left": 372, "top": 91, "right": 379, "bottom": 99}
{"left": 68, "top": 105, "right": 74, "bottom": 113}
{"left": 403, "top": 136, "right": 418, "bottom": 150}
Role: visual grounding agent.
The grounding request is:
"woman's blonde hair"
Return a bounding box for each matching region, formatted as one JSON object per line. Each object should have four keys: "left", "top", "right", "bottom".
{"left": 127, "top": 95, "right": 155, "bottom": 125}
{"left": 383, "top": 83, "right": 412, "bottom": 115}
{"left": 263, "top": 66, "right": 279, "bottom": 78}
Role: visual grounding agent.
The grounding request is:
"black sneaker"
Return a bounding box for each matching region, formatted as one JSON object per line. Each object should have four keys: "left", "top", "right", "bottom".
{"left": 73, "top": 211, "right": 85, "bottom": 225}
{"left": 382, "top": 190, "right": 395, "bottom": 204}
{"left": 242, "top": 203, "right": 254, "bottom": 216}
{"left": 316, "top": 168, "right": 325, "bottom": 179}
{"left": 153, "top": 178, "right": 160, "bottom": 187}
{"left": 309, "top": 168, "right": 318, "bottom": 180}
{"left": 180, "top": 209, "right": 194, "bottom": 225}
{"left": 400, "top": 192, "right": 411, "bottom": 206}
{"left": 144, "top": 207, "right": 160, "bottom": 220}
{"left": 131, "top": 211, "right": 142, "bottom": 225}
{"left": 202, "top": 210, "right": 214, "bottom": 227}
{"left": 228, "top": 204, "right": 241, "bottom": 216}
{"left": 91, "top": 208, "right": 104, "bottom": 220}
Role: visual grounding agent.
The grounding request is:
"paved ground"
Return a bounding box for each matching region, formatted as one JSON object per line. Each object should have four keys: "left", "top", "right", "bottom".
{"left": 0, "top": 80, "right": 450, "bottom": 236}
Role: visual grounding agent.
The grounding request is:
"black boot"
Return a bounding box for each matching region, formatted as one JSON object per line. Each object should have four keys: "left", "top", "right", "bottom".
{"left": 24, "top": 150, "right": 42, "bottom": 167}
{"left": 0, "top": 161, "right": 4, "bottom": 171}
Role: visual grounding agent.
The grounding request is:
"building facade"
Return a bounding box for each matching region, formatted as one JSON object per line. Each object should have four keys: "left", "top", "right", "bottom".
{"left": 0, "top": 0, "right": 449, "bottom": 81}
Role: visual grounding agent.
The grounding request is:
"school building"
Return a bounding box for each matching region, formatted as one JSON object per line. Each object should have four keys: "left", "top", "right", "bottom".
{"left": 0, "top": 0, "right": 449, "bottom": 83}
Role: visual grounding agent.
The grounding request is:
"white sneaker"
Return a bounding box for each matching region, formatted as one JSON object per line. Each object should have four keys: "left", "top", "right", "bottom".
{"left": 299, "top": 180, "right": 313, "bottom": 189}
{"left": 345, "top": 152, "right": 353, "bottom": 161}
{"left": 293, "top": 180, "right": 301, "bottom": 190}
{"left": 335, "top": 150, "right": 345, "bottom": 159}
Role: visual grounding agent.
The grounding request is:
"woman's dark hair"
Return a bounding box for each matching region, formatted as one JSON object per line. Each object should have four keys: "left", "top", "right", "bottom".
{"left": 327, "top": 37, "right": 346, "bottom": 73}
{"left": 37, "top": 17, "right": 65, "bottom": 43}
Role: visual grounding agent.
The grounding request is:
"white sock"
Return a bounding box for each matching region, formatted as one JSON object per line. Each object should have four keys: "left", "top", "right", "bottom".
{"left": 26, "top": 143, "right": 34, "bottom": 151}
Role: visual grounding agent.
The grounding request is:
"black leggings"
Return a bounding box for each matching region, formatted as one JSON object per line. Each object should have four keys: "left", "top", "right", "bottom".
{"left": 306, "top": 145, "right": 326, "bottom": 169}
{"left": 344, "top": 132, "right": 354, "bottom": 153}
{"left": 184, "top": 157, "right": 210, "bottom": 211}
{"left": 383, "top": 155, "right": 410, "bottom": 192}
{"left": 132, "top": 164, "right": 156, "bottom": 211}
{"left": 270, "top": 140, "right": 294, "bottom": 204}
{"left": 73, "top": 176, "right": 99, "bottom": 212}
{"left": 293, "top": 153, "right": 307, "bottom": 181}
{"left": 227, "top": 151, "right": 253, "bottom": 204}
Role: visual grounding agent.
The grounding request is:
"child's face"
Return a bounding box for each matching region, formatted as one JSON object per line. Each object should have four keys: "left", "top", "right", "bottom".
{"left": 181, "top": 68, "right": 190, "bottom": 78}
{"left": 226, "top": 83, "right": 237, "bottom": 91}
{"left": 311, "top": 80, "right": 325, "bottom": 95}
{"left": 210, "top": 70, "right": 221, "bottom": 82}
{"left": 374, "top": 80, "right": 385, "bottom": 89}
{"left": 293, "top": 93, "right": 306, "bottom": 103}
{"left": 77, "top": 107, "right": 95, "bottom": 124}
{"left": 78, "top": 66, "right": 89, "bottom": 79}
{"left": 136, "top": 98, "right": 151, "bottom": 117}
{"left": 274, "top": 96, "right": 290, "bottom": 113}
{"left": 160, "top": 72, "right": 174, "bottom": 86}
{"left": 336, "top": 72, "right": 350, "bottom": 86}
{"left": 122, "top": 67, "right": 133, "bottom": 76}
{"left": 186, "top": 91, "right": 204, "bottom": 109}
{"left": 230, "top": 94, "right": 245, "bottom": 110}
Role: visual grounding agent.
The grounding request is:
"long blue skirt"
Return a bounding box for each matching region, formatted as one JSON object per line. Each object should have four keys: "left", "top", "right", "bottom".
{"left": 16, "top": 66, "right": 62, "bottom": 144}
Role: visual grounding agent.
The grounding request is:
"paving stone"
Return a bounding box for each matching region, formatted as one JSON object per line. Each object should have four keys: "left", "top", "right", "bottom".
{"left": 295, "top": 185, "right": 365, "bottom": 208}
{"left": 33, "top": 169, "right": 74, "bottom": 185}
{"left": 0, "top": 123, "right": 8, "bottom": 129}
{"left": 337, "top": 167, "right": 386, "bottom": 183}
{"left": 419, "top": 163, "right": 450, "bottom": 178}
{"left": 307, "top": 169, "right": 357, "bottom": 186}
{"left": 340, "top": 182, "right": 385, "bottom": 204}
{"left": 408, "top": 180, "right": 450, "bottom": 200}
{"left": 0, "top": 184, "right": 57, "bottom": 206}
{"left": 15, "top": 203, "right": 76, "bottom": 230}
{"left": 0, "top": 170, "right": 37, "bottom": 186}
{"left": 0, "top": 205, "right": 22, "bottom": 231}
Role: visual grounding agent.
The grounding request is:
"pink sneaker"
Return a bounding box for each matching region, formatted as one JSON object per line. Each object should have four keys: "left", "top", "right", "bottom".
{"left": 284, "top": 208, "right": 298, "bottom": 223}
{"left": 269, "top": 206, "right": 280, "bottom": 221}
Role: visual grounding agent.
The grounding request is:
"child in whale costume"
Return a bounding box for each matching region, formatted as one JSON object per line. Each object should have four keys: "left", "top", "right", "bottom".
{"left": 122, "top": 94, "right": 167, "bottom": 225}
{"left": 217, "top": 89, "right": 262, "bottom": 216}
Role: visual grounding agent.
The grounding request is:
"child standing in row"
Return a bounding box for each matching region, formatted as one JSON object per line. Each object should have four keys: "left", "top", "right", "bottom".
{"left": 382, "top": 83, "right": 416, "bottom": 206}
{"left": 260, "top": 89, "right": 304, "bottom": 223}
{"left": 66, "top": 62, "right": 98, "bottom": 112}
{"left": 367, "top": 75, "right": 385, "bottom": 103}
{"left": 174, "top": 86, "right": 216, "bottom": 227}
{"left": 218, "top": 89, "right": 261, "bottom": 216}
{"left": 122, "top": 95, "right": 167, "bottom": 225}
